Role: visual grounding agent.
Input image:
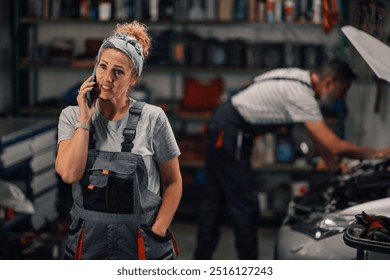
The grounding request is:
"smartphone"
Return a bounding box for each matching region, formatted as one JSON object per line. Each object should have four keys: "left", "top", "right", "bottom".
{"left": 86, "top": 64, "right": 98, "bottom": 108}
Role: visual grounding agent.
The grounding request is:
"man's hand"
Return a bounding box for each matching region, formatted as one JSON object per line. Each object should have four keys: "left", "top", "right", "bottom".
{"left": 315, "top": 158, "right": 350, "bottom": 174}
{"left": 376, "top": 147, "right": 390, "bottom": 158}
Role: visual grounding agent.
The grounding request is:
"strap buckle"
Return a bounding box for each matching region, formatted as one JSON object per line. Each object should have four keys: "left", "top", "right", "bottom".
{"left": 123, "top": 128, "right": 136, "bottom": 141}
{"left": 122, "top": 128, "right": 136, "bottom": 152}
{"left": 130, "top": 106, "right": 142, "bottom": 115}
{"left": 121, "top": 142, "right": 134, "bottom": 152}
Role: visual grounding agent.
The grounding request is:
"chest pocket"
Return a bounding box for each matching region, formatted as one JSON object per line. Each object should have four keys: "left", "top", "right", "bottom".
{"left": 80, "top": 101, "right": 151, "bottom": 215}
{"left": 80, "top": 168, "right": 136, "bottom": 214}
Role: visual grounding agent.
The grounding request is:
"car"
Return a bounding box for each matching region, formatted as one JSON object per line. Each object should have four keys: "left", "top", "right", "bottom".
{"left": 274, "top": 158, "right": 390, "bottom": 259}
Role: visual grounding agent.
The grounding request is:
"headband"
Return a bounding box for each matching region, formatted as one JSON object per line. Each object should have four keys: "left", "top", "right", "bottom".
{"left": 97, "top": 32, "right": 144, "bottom": 77}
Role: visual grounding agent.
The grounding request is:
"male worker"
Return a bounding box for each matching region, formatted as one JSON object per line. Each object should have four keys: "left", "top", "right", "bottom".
{"left": 194, "top": 58, "right": 390, "bottom": 260}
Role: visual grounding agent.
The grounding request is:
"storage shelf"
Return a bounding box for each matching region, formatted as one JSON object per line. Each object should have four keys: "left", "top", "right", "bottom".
{"left": 20, "top": 60, "right": 271, "bottom": 74}
{"left": 180, "top": 159, "right": 312, "bottom": 172}
{"left": 174, "top": 111, "right": 211, "bottom": 121}
{"left": 20, "top": 107, "right": 63, "bottom": 117}
{"left": 253, "top": 163, "right": 312, "bottom": 172}
{"left": 20, "top": 61, "right": 93, "bottom": 70}
{"left": 20, "top": 17, "right": 323, "bottom": 29}
{"left": 15, "top": 3, "right": 344, "bottom": 226}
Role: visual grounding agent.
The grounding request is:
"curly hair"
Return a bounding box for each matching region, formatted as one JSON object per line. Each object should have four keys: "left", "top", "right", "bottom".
{"left": 114, "top": 21, "right": 151, "bottom": 59}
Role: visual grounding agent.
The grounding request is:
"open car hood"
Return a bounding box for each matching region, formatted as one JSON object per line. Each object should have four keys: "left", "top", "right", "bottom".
{"left": 342, "top": 25, "right": 390, "bottom": 83}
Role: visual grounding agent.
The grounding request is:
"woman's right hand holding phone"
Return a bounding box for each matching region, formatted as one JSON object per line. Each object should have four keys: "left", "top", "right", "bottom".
{"left": 77, "top": 75, "right": 97, "bottom": 124}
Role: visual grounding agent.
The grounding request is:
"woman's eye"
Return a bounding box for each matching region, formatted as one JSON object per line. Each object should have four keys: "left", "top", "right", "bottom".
{"left": 99, "top": 63, "right": 107, "bottom": 70}
{"left": 115, "top": 70, "right": 123, "bottom": 76}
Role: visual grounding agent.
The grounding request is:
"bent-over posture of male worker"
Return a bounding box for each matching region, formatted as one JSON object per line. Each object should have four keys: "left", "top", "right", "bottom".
{"left": 194, "top": 58, "right": 390, "bottom": 260}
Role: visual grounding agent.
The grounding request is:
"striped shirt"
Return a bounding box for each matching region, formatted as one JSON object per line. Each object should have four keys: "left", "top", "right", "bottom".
{"left": 231, "top": 68, "right": 323, "bottom": 125}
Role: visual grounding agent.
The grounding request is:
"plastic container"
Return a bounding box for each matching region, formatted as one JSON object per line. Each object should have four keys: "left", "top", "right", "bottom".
{"left": 343, "top": 219, "right": 390, "bottom": 259}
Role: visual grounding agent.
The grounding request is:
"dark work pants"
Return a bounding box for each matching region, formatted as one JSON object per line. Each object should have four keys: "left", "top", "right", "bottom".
{"left": 194, "top": 101, "right": 259, "bottom": 260}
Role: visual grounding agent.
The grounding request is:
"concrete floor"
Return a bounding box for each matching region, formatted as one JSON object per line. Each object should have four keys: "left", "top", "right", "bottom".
{"left": 170, "top": 221, "right": 279, "bottom": 260}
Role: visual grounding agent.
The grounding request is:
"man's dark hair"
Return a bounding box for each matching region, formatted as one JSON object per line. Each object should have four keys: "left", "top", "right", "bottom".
{"left": 318, "top": 57, "right": 358, "bottom": 83}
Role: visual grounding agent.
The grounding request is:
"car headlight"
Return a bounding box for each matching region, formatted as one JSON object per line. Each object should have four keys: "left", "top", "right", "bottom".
{"left": 315, "top": 215, "right": 354, "bottom": 240}
{"left": 291, "top": 214, "right": 354, "bottom": 240}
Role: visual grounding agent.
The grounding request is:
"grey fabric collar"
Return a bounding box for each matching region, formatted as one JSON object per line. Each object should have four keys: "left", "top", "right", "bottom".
{"left": 98, "top": 32, "right": 144, "bottom": 77}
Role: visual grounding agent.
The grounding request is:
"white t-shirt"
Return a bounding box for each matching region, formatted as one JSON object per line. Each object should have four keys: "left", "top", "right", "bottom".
{"left": 232, "top": 68, "right": 323, "bottom": 125}
{"left": 57, "top": 98, "right": 181, "bottom": 194}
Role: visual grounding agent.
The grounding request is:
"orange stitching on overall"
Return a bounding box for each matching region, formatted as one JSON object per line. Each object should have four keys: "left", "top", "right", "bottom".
{"left": 171, "top": 231, "right": 179, "bottom": 257}
{"left": 137, "top": 228, "right": 146, "bottom": 260}
{"left": 74, "top": 226, "right": 85, "bottom": 260}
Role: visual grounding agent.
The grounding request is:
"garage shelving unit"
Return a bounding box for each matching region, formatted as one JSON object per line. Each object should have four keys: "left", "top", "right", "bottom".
{"left": 13, "top": 0, "right": 347, "bottom": 221}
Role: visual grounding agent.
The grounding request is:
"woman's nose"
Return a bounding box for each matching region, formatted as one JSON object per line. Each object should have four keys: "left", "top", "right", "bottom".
{"left": 103, "top": 70, "right": 113, "bottom": 82}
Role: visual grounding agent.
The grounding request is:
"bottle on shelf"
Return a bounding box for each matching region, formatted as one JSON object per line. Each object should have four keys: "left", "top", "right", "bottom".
{"left": 189, "top": 0, "right": 205, "bottom": 21}
{"left": 98, "top": 0, "right": 112, "bottom": 21}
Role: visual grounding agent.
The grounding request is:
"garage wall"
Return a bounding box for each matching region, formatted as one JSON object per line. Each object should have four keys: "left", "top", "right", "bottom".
{"left": 345, "top": 80, "right": 390, "bottom": 149}
{"left": 0, "top": 0, "right": 12, "bottom": 115}
{"left": 343, "top": 0, "right": 390, "bottom": 149}
{"left": 2, "top": 1, "right": 390, "bottom": 151}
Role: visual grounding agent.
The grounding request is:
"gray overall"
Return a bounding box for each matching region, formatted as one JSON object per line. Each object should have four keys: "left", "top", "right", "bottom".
{"left": 64, "top": 102, "right": 178, "bottom": 260}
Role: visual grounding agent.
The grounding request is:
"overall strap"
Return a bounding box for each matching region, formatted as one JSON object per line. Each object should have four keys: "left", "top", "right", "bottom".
{"left": 255, "top": 77, "right": 311, "bottom": 89}
{"left": 230, "top": 77, "right": 312, "bottom": 98}
{"left": 122, "top": 101, "right": 146, "bottom": 152}
{"left": 88, "top": 125, "right": 96, "bottom": 150}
